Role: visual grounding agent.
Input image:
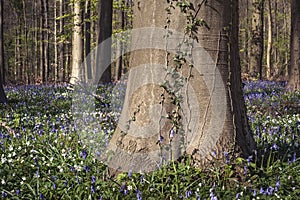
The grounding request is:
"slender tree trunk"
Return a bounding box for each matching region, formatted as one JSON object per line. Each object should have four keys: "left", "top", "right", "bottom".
{"left": 96, "top": 0, "right": 112, "bottom": 83}
{"left": 54, "top": 0, "right": 58, "bottom": 83}
{"left": 0, "top": 0, "right": 4, "bottom": 84}
{"left": 249, "top": 0, "right": 264, "bottom": 79}
{"left": 0, "top": 0, "right": 6, "bottom": 103}
{"left": 70, "top": 0, "right": 83, "bottom": 84}
{"left": 85, "top": 0, "right": 92, "bottom": 80}
{"left": 22, "top": 0, "right": 29, "bottom": 84}
{"left": 14, "top": 28, "right": 19, "bottom": 83}
{"left": 115, "top": 0, "right": 125, "bottom": 81}
{"left": 266, "top": 0, "right": 273, "bottom": 79}
{"left": 43, "top": 0, "right": 49, "bottom": 83}
{"left": 58, "top": 0, "right": 65, "bottom": 82}
{"left": 273, "top": 0, "right": 280, "bottom": 78}
{"left": 40, "top": 0, "right": 45, "bottom": 83}
{"left": 288, "top": 0, "right": 300, "bottom": 90}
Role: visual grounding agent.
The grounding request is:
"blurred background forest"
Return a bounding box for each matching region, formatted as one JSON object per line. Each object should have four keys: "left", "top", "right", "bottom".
{"left": 0, "top": 0, "right": 295, "bottom": 85}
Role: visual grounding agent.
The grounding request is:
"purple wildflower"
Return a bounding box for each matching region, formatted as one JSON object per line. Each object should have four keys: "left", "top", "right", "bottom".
{"left": 80, "top": 150, "right": 88, "bottom": 159}
{"left": 91, "top": 185, "right": 95, "bottom": 193}
{"left": 185, "top": 190, "right": 192, "bottom": 198}
{"left": 170, "top": 129, "right": 175, "bottom": 138}
{"left": 136, "top": 190, "right": 142, "bottom": 200}
{"left": 259, "top": 187, "right": 264, "bottom": 194}
{"left": 91, "top": 176, "right": 96, "bottom": 184}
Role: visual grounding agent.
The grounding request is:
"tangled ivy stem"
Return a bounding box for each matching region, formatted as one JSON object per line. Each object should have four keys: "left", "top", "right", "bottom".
{"left": 159, "top": 0, "right": 209, "bottom": 159}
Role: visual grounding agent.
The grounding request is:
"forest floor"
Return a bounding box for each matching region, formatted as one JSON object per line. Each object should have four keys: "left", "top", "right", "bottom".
{"left": 0, "top": 81, "right": 299, "bottom": 199}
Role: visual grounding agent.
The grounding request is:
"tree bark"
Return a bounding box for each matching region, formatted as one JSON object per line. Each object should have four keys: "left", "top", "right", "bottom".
{"left": 114, "top": 0, "right": 125, "bottom": 81}
{"left": 266, "top": 0, "right": 273, "bottom": 79}
{"left": 249, "top": 0, "right": 264, "bottom": 79}
{"left": 85, "top": 0, "right": 92, "bottom": 81}
{"left": 104, "top": 0, "right": 255, "bottom": 173}
{"left": 58, "top": 0, "right": 65, "bottom": 82}
{"left": 70, "top": 0, "right": 83, "bottom": 84}
{"left": 0, "top": 0, "right": 6, "bottom": 103}
{"left": 96, "top": 0, "right": 112, "bottom": 83}
{"left": 288, "top": 0, "right": 300, "bottom": 90}
{"left": 0, "top": 0, "right": 4, "bottom": 84}
{"left": 40, "top": 0, "right": 45, "bottom": 83}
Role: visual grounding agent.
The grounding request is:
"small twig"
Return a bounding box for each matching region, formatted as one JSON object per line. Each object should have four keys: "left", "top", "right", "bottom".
{"left": 68, "top": 83, "right": 106, "bottom": 105}
{"left": 0, "top": 121, "right": 15, "bottom": 137}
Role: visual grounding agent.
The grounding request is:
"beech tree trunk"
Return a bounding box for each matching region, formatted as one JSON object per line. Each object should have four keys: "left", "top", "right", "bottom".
{"left": 70, "top": 0, "right": 83, "bottom": 84}
{"left": 266, "top": 0, "right": 273, "bottom": 79}
{"left": 288, "top": 0, "right": 300, "bottom": 90}
{"left": 96, "top": 0, "right": 112, "bottom": 83}
{"left": 84, "top": 0, "right": 92, "bottom": 80}
{"left": 104, "top": 0, "right": 255, "bottom": 173}
{"left": 114, "top": 0, "right": 125, "bottom": 81}
{"left": 249, "top": 0, "right": 264, "bottom": 79}
{"left": 58, "top": 0, "right": 65, "bottom": 82}
{"left": 0, "top": 0, "right": 6, "bottom": 103}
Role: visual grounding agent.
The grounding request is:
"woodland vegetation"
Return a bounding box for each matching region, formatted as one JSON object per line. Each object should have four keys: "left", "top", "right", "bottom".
{"left": 0, "top": 0, "right": 299, "bottom": 199}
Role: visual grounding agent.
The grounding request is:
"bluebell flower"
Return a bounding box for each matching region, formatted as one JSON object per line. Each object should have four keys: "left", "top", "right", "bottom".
{"left": 91, "top": 185, "right": 95, "bottom": 193}
{"left": 140, "top": 175, "right": 145, "bottom": 184}
{"left": 212, "top": 150, "right": 217, "bottom": 157}
{"left": 185, "top": 190, "right": 192, "bottom": 198}
{"left": 276, "top": 180, "right": 280, "bottom": 188}
{"left": 252, "top": 189, "right": 256, "bottom": 197}
{"left": 84, "top": 165, "right": 90, "bottom": 172}
{"left": 136, "top": 190, "right": 142, "bottom": 200}
{"left": 70, "top": 166, "right": 75, "bottom": 172}
{"left": 128, "top": 170, "right": 132, "bottom": 178}
{"left": 80, "top": 150, "right": 88, "bottom": 159}
{"left": 271, "top": 143, "right": 278, "bottom": 151}
{"left": 170, "top": 129, "right": 175, "bottom": 138}
{"left": 40, "top": 193, "right": 44, "bottom": 200}
{"left": 293, "top": 152, "right": 297, "bottom": 162}
{"left": 195, "top": 191, "right": 200, "bottom": 200}
{"left": 266, "top": 186, "right": 274, "bottom": 195}
{"left": 259, "top": 187, "right": 264, "bottom": 194}
{"left": 243, "top": 165, "right": 247, "bottom": 175}
{"left": 223, "top": 151, "right": 229, "bottom": 163}
{"left": 2, "top": 191, "right": 7, "bottom": 198}
{"left": 91, "top": 176, "right": 96, "bottom": 184}
{"left": 158, "top": 135, "right": 163, "bottom": 144}
{"left": 16, "top": 189, "right": 21, "bottom": 195}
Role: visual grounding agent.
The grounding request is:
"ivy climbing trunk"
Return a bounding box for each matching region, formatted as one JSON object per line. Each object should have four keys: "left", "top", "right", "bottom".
{"left": 105, "top": 0, "right": 255, "bottom": 173}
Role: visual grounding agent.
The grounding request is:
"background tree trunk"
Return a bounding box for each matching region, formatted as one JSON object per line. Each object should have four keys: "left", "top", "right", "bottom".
{"left": 249, "top": 0, "right": 264, "bottom": 79}
{"left": 0, "top": 0, "right": 4, "bottom": 84}
{"left": 70, "top": 0, "right": 83, "bottom": 84}
{"left": 288, "top": 0, "right": 300, "bottom": 90}
{"left": 266, "top": 0, "right": 273, "bottom": 79}
{"left": 115, "top": 0, "right": 126, "bottom": 81}
{"left": 96, "top": 0, "right": 112, "bottom": 83}
{"left": 84, "top": 0, "right": 92, "bottom": 81}
{"left": 0, "top": 0, "right": 6, "bottom": 103}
